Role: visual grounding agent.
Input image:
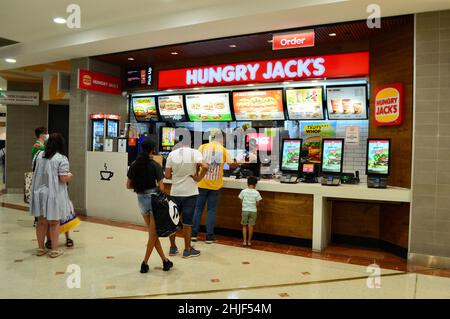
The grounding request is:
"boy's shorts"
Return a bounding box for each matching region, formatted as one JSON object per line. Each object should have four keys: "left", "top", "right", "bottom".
{"left": 241, "top": 211, "right": 257, "bottom": 225}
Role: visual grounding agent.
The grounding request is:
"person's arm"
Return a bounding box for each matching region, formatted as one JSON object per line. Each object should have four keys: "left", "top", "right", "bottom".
{"left": 191, "top": 162, "right": 208, "bottom": 182}
{"left": 59, "top": 173, "right": 73, "bottom": 183}
{"left": 165, "top": 167, "right": 172, "bottom": 180}
{"left": 256, "top": 192, "right": 263, "bottom": 210}
{"left": 58, "top": 156, "right": 73, "bottom": 183}
{"left": 126, "top": 178, "right": 133, "bottom": 189}
{"left": 158, "top": 179, "right": 165, "bottom": 193}
{"left": 155, "top": 164, "right": 165, "bottom": 193}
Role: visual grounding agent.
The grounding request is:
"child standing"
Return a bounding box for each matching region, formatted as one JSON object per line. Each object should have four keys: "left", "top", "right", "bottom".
{"left": 238, "top": 176, "right": 262, "bottom": 247}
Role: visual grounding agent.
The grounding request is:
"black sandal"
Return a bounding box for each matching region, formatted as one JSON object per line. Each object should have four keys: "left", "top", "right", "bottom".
{"left": 66, "top": 238, "right": 74, "bottom": 248}
{"left": 45, "top": 240, "right": 52, "bottom": 250}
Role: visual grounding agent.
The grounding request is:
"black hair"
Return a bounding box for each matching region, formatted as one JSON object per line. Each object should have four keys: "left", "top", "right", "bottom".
{"left": 35, "top": 127, "right": 47, "bottom": 138}
{"left": 247, "top": 176, "right": 258, "bottom": 186}
{"left": 136, "top": 138, "right": 157, "bottom": 164}
{"left": 44, "top": 133, "right": 65, "bottom": 159}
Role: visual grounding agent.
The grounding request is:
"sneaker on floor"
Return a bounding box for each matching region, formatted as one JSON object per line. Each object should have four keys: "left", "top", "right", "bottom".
{"left": 140, "top": 262, "right": 149, "bottom": 274}
{"left": 169, "top": 246, "right": 179, "bottom": 256}
{"left": 205, "top": 235, "right": 216, "bottom": 244}
{"left": 183, "top": 247, "right": 201, "bottom": 258}
{"left": 163, "top": 259, "right": 173, "bottom": 271}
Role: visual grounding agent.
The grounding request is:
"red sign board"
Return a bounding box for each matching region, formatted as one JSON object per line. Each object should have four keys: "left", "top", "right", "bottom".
{"left": 158, "top": 52, "right": 369, "bottom": 90}
{"left": 90, "top": 113, "right": 121, "bottom": 120}
{"left": 272, "top": 30, "right": 315, "bottom": 50}
{"left": 374, "top": 83, "right": 404, "bottom": 126}
{"left": 78, "top": 69, "right": 121, "bottom": 95}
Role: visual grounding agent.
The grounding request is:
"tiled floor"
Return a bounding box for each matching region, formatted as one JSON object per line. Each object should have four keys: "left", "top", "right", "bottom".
{"left": 1, "top": 192, "right": 450, "bottom": 299}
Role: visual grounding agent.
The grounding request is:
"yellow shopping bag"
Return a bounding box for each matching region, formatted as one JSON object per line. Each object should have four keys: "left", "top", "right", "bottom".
{"left": 59, "top": 212, "right": 81, "bottom": 234}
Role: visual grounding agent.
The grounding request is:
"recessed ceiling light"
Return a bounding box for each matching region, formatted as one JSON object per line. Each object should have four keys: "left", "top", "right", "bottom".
{"left": 128, "top": 57, "right": 135, "bottom": 61}
{"left": 329, "top": 33, "right": 337, "bottom": 37}
{"left": 171, "top": 51, "right": 178, "bottom": 55}
{"left": 229, "top": 44, "right": 237, "bottom": 48}
{"left": 53, "top": 17, "right": 67, "bottom": 24}
{"left": 5, "top": 58, "right": 16, "bottom": 63}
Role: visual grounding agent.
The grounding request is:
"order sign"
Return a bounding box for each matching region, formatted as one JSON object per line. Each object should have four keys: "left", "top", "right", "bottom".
{"left": 374, "top": 83, "right": 403, "bottom": 126}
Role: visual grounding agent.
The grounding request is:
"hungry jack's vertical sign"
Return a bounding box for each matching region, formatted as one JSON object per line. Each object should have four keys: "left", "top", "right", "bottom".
{"left": 374, "top": 83, "right": 404, "bottom": 126}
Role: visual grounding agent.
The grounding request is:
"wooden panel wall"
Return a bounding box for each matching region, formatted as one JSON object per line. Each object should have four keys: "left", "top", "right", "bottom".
{"left": 369, "top": 18, "right": 414, "bottom": 188}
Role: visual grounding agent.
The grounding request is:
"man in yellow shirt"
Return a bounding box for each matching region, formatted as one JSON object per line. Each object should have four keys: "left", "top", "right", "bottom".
{"left": 192, "top": 129, "right": 235, "bottom": 244}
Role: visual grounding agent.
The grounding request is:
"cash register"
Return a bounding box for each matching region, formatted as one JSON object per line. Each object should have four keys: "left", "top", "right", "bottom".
{"left": 279, "top": 138, "right": 302, "bottom": 184}
{"left": 366, "top": 138, "right": 391, "bottom": 189}
{"left": 320, "top": 138, "right": 344, "bottom": 186}
{"left": 301, "top": 163, "right": 319, "bottom": 183}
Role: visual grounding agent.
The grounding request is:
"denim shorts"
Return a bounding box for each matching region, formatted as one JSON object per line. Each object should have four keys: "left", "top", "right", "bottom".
{"left": 171, "top": 195, "right": 198, "bottom": 226}
{"left": 137, "top": 189, "right": 157, "bottom": 215}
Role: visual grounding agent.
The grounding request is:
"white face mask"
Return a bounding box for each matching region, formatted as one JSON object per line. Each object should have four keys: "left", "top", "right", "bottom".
{"left": 43, "top": 134, "right": 49, "bottom": 142}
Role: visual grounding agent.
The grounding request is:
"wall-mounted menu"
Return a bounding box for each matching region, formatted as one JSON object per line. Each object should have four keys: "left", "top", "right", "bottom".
{"left": 326, "top": 85, "right": 368, "bottom": 120}
{"left": 157, "top": 95, "right": 186, "bottom": 121}
{"left": 286, "top": 87, "right": 324, "bottom": 120}
{"left": 185, "top": 92, "right": 232, "bottom": 122}
{"left": 367, "top": 139, "right": 390, "bottom": 175}
{"left": 321, "top": 139, "right": 344, "bottom": 173}
{"left": 132, "top": 96, "right": 158, "bottom": 122}
{"left": 233, "top": 89, "right": 284, "bottom": 121}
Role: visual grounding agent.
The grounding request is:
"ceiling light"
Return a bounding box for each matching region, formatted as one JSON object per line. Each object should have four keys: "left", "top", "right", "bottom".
{"left": 5, "top": 58, "right": 16, "bottom": 63}
{"left": 229, "top": 44, "right": 237, "bottom": 48}
{"left": 127, "top": 57, "right": 135, "bottom": 61}
{"left": 53, "top": 17, "right": 67, "bottom": 24}
{"left": 329, "top": 33, "right": 337, "bottom": 37}
{"left": 171, "top": 52, "right": 178, "bottom": 55}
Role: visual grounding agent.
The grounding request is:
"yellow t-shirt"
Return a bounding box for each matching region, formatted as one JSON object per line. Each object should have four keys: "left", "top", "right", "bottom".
{"left": 197, "top": 141, "right": 232, "bottom": 190}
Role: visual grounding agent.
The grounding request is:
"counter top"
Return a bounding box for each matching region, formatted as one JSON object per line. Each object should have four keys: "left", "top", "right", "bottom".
{"left": 163, "top": 177, "right": 411, "bottom": 203}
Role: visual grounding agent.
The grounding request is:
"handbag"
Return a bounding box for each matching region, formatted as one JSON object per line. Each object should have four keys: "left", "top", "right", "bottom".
{"left": 59, "top": 211, "right": 81, "bottom": 234}
{"left": 151, "top": 191, "right": 181, "bottom": 237}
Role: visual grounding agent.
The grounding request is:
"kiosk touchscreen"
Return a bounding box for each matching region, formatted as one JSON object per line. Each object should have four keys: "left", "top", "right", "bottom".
{"left": 320, "top": 138, "right": 344, "bottom": 186}
{"left": 366, "top": 139, "right": 390, "bottom": 188}
{"left": 280, "top": 139, "right": 302, "bottom": 184}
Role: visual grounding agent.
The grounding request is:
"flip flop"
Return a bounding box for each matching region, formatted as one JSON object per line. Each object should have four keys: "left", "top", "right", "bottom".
{"left": 36, "top": 248, "right": 46, "bottom": 256}
{"left": 49, "top": 250, "right": 63, "bottom": 258}
{"left": 66, "top": 238, "right": 74, "bottom": 248}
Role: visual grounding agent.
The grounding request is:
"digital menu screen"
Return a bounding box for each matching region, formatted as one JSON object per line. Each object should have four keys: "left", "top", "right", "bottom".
{"left": 233, "top": 89, "right": 284, "bottom": 121}
{"left": 286, "top": 87, "right": 324, "bottom": 120}
{"left": 160, "top": 127, "right": 176, "bottom": 152}
{"left": 281, "top": 139, "right": 302, "bottom": 172}
{"left": 185, "top": 92, "right": 233, "bottom": 122}
{"left": 321, "top": 139, "right": 344, "bottom": 173}
{"left": 126, "top": 67, "right": 152, "bottom": 87}
{"left": 132, "top": 96, "right": 158, "bottom": 122}
{"left": 367, "top": 139, "right": 390, "bottom": 175}
{"left": 157, "top": 95, "right": 186, "bottom": 121}
{"left": 326, "top": 85, "right": 368, "bottom": 120}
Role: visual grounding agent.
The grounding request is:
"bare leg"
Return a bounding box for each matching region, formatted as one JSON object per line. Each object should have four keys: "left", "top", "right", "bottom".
{"left": 242, "top": 225, "right": 247, "bottom": 244}
{"left": 65, "top": 232, "right": 70, "bottom": 239}
{"left": 48, "top": 221, "right": 60, "bottom": 251}
{"left": 183, "top": 225, "right": 192, "bottom": 251}
{"left": 149, "top": 214, "right": 168, "bottom": 262}
{"left": 248, "top": 225, "right": 254, "bottom": 245}
{"left": 36, "top": 216, "right": 48, "bottom": 249}
{"left": 142, "top": 215, "right": 157, "bottom": 264}
{"left": 169, "top": 233, "right": 177, "bottom": 249}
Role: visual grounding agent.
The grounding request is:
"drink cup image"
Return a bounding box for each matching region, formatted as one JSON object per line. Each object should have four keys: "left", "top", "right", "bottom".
{"left": 353, "top": 102, "right": 362, "bottom": 114}
{"left": 342, "top": 99, "right": 353, "bottom": 114}
{"left": 330, "top": 98, "right": 343, "bottom": 114}
{"left": 100, "top": 170, "right": 114, "bottom": 181}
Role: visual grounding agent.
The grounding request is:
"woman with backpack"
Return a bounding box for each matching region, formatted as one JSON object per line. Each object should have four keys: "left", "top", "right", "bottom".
{"left": 127, "top": 138, "right": 173, "bottom": 274}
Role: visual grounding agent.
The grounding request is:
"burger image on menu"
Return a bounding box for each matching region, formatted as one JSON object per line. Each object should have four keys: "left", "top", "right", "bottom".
{"left": 303, "top": 136, "right": 322, "bottom": 163}
{"left": 159, "top": 99, "right": 181, "bottom": 111}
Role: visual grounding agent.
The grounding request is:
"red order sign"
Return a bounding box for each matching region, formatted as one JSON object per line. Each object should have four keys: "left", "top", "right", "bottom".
{"left": 78, "top": 69, "right": 121, "bottom": 95}
{"left": 158, "top": 52, "right": 369, "bottom": 90}
{"left": 272, "top": 30, "right": 315, "bottom": 50}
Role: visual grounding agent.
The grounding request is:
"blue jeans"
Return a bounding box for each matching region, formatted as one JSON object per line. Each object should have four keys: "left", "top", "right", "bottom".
{"left": 192, "top": 188, "right": 220, "bottom": 237}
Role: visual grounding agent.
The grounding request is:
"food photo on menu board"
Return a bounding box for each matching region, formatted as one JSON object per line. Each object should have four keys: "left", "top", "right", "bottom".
{"left": 286, "top": 87, "right": 324, "bottom": 120}
{"left": 326, "top": 85, "right": 368, "bottom": 120}
{"left": 132, "top": 96, "right": 158, "bottom": 121}
{"left": 233, "top": 89, "right": 284, "bottom": 121}
{"left": 321, "top": 139, "right": 344, "bottom": 173}
{"left": 185, "top": 92, "right": 233, "bottom": 121}
{"left": 281, "top": 139, "right": 302, "bottom": 171}
{"left": 367, "top": 139, "right": 390, "bottom": 175}
{"left": 157, "top": 95, "right": 186, "bottom": 121}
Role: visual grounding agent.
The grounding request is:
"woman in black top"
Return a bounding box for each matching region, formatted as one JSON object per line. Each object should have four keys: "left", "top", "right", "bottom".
{"left": 127, "top": 139, "right": 173, "bottom": 273}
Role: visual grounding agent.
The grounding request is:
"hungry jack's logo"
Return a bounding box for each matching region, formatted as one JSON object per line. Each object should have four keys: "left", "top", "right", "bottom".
{"left": 82, "top": 75, "right": 92, "bottom": 86}
{"left": 374, "top": 83, "right": 403, "bottom": 126}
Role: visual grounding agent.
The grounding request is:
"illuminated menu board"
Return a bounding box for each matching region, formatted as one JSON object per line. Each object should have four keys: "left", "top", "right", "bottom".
{"left": 286, "top": 87, "right": 324, "bottom": 120}
{"left": 233, "top": 89, "right": 284, "bottom": 121}
{"left": 157, "top": 95, "right": 186, "bottom": 121}
{"left": 367, "top": 139, "right": 390, "bottom": 175}
{"left": 126, "top": 66, "right": 152, "bottom": 87}
{"left": 132, "top": 96, "right": 158, "bottom": 122}
{"left": 185, "top": 92, "right": 232, "bottom": 122}
{"left": 321, "top": 139, "right": 344, "bottom": 173}
{"left": 326, "top": 85, "right": 368, "bottom": 120}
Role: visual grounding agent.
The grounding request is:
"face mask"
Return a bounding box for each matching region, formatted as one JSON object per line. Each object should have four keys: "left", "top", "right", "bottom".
{"left": 44, "top": 134, "right": 49, "bottom": 142}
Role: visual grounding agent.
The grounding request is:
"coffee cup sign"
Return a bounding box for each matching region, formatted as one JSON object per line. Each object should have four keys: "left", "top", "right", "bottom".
{"left": 374, "top": 83, "right": 404, "bottom": 126}
{"left": 100, "top": 163, "right": 114, "bottom": 181}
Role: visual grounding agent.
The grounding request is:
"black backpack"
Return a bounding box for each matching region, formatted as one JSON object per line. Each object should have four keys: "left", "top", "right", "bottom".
{"left": 151, "top": 192, "right": 181, "bottom": 237}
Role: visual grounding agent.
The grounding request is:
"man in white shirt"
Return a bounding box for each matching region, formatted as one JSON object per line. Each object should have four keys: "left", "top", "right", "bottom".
{"left": 165, "top": 137, "right": 208, "bottom": 258}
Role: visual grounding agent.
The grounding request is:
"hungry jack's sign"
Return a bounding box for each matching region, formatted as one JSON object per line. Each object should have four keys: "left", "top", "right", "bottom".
{"left": 374, "top": 83, "right": 404, "bottom": 126}
{"left": 158, "top": 52, "right": 369, "bottom": 90}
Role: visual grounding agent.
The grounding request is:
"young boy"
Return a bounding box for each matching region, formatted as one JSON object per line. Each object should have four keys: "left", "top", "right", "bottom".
{"left": 238, "top": 176, "right": 262, "bottom": 247}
